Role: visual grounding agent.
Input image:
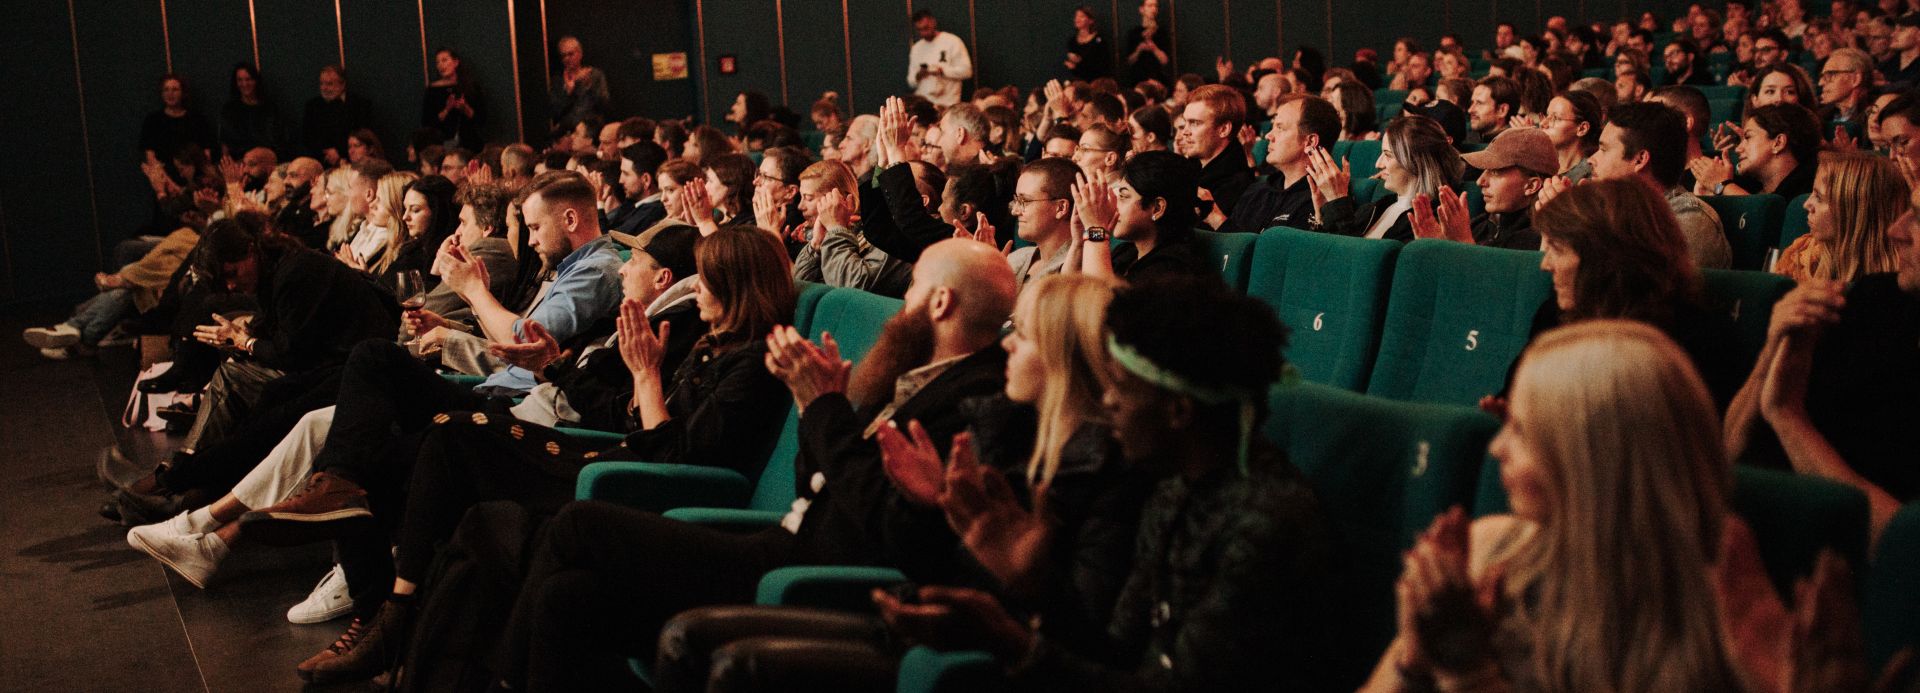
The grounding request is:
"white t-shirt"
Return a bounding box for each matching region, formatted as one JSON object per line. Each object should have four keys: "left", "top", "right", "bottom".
{"left": 907, "top": 31, "right": 974, "bottom": 106}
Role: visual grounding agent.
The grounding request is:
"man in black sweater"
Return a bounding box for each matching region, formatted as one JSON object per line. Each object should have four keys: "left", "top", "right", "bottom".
{"left": 303, "top": 65, "right": 373, "bottom": 166}
{"left": 1178, "top": 84, "right": 1254, "bottom": 221}
{"left": 1217, "top": 94, "right": 1341, "bottom": 233}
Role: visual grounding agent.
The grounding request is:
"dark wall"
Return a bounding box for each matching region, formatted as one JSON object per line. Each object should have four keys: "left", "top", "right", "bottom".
{"left": 1, "top": 0, "right": 1697, "bottom": 309}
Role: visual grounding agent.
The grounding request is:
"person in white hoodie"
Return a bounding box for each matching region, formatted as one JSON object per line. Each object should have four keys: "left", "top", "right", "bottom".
{"left": 907, "top": 10, "right": 973, "bottom": 106}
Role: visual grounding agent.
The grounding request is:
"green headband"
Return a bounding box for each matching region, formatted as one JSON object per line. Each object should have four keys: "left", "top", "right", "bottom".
{"left": 1106, "top": 334, "right": 1262, "bottom": 475}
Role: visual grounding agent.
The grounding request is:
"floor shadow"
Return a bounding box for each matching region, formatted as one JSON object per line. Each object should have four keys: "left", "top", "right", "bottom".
{"left": 91, "top": 585, "right": 173, "bottom": 611}
{"left": 15, "top": 522, "right": 126, "bottom": 557}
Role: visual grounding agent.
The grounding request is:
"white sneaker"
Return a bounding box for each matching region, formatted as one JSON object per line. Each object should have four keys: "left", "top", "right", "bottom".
{"left": 23, "top": 324, "right": 80, "bottom": 349}
{"left": 287, "top": 564, "right": 354, "bottom": 624}
{"left": 38, "top": 347, "right": 72, "bottom": 360}
{"left": 127, "top": 526, "right": 228, "bottom": 589}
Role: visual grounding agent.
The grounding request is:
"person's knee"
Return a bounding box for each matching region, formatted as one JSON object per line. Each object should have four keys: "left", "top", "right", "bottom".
{"left": 347, "top": 337, "right": 411, "bottom": 369}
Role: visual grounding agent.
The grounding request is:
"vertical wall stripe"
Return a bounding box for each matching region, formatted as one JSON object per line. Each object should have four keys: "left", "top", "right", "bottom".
{"left": 1167, "top": 0, "right": 1178, "bottom": 72}
{"left": 841, "top": 0, "right": 854, "bottom": 106}
{"left": 159, "top": 0, "right": 173, "bottom": 72}
{"left": 539, "top": 0, "right": 550, "bottom": 94}
{"left": 247, "top": 0, "right": 261, "bottom": 68}
{"left": 1324, "top": 0, "right": 1333, "bottom": 64}
{"left": 1222, "top": 0, "right": 1231, "bottom": 58}
{"left": 508, "top": 0, "right": 525, "bottom": 141}
{"left": 333, "top": 0, "right": 345, "bottom": 66}
{"left": 776, "top": 0, "right": 790, "bottom": 106}
{"left": 1275, "top": 0, "right": 1284, "bottom": 58}
{"left": 696, "top": 0, "right": 711, "bottom": 123}
{"left": 967, "top": 0, "right": 979, "bottom": 84}
{"left": 66, "top": 0, "right": 102, "bottom": 269}
{"left": 417, "top": 0, "right": 430, "bottom": 85}
{"left": 1111, "top": 0, "right": 1122, "bottom": 70}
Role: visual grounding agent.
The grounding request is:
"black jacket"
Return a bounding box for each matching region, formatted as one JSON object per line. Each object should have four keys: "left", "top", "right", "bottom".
{"left": 1196, "top": 141, "right": 1255, "bottom": 217}
{"left": 542, "top": 300, "right": 707, "bottom": 433}
{"left": 1218, "top": 173, "right": 1313, "bottom": 233}
{"left": 1113, "top": 235, "right": 1214, "bottom": 283}
{"left": 1316, "top": 194, "right": 1414, "bottom": 243}
{"left": 617, "top": 336, "right": 789, "bottom": 474}
{"left": 1470, "top": 208, "right": 1540, "bottom": 250}
{"left": 606, "top": 199, "right": 667, "bottom": 235}
{"left": 248, "top": 244, "right": 400, "bottom": 372}
{"left": 861, "top": 163, "right": 956, "bottom": 264}
{"left": 790, "top": 346, "right": 1009, "bottom": 566}
{"left": 302, "top": 93, "right": 372, "bottom": 159}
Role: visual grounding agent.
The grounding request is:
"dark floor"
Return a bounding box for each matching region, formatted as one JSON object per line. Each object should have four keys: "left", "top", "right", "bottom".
{"left": 0, "top": 307, "right": 370, "bottom": 692}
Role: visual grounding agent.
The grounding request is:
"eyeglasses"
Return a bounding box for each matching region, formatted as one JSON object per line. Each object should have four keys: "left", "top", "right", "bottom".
{"left": 1820, "top": 69, "right": 1862, "bottom": 80}
{"left": 753, "top": 171, "right": 794, "bottom": 186}
{"left": 1009, "top": 195, "right": 1065, "bottom": 211}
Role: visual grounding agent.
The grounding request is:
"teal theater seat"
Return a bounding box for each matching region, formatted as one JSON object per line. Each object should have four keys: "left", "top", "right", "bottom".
{"left": 1245, "top": 226, "right": 1400, "bottom": 390}
{"left": 1702, "top": 193, "right": 1787, "bottom": 270}
{"left": 1699, "top": 268, "right": 1793, "bottom": 373}
{"left": 1776, "top": 192, "right": 1811, "bottom": 253}
{"left": 1364, "top": 241, "right": 1553, "bottom": 406}
{"left": 1866, "top": 504, "right": 1920, "bottom": 678}
{"left": 1192, "top": 229, "right": 1258, "bottom": 290}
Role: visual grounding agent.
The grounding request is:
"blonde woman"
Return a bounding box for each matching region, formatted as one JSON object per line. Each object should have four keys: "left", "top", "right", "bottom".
{"left": 322, "top": 166, "right": 359, "bottom": 250}
{"left": 349, "top": 171, "right": 416, "bottom": 274}
{"left": 1777, "top": 152, "right": 1907, "bottom": 283}
{"left": 650, "top": 273, "right": 1152, "bottom": 691}
{"left": 1364, "top": 320, "right": 1752, "bottom": 693}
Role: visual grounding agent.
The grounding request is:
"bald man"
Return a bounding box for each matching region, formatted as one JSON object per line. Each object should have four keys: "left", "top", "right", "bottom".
{"left": 450, "top": 238, "right": 1017, "bottom": 689}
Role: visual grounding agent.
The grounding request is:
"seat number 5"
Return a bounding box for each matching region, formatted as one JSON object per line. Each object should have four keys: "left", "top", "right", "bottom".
{"left": 1312, "top": 312, "right": 1325, "bottom": 331}
{"left": 1464, "top": 329, "right": 1480, "bottom": 351}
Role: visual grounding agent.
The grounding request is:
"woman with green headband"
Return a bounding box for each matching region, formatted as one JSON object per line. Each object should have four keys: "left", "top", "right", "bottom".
{"left": 875, "top": 274, "right": 1341, "bottom": 691}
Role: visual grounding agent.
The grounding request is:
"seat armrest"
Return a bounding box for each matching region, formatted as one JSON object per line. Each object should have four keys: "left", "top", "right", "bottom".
{"left": 754, "top": 565, "right": 909, "bottom": 610}
{"left": 660, "top": 507, "right": 786, "bottom": 532}
{"left": 574, "top": 461, "right": 752, "bottom": 511}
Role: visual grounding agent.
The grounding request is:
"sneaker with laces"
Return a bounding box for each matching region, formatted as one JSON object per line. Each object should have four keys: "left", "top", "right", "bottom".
{"left": 288, "top": 565, "right": 354, "bottom": 624}
{"left": 297, "top": 600, "right": 412, "bottom": 684}
{"left": 126, "top": 527, "right": 228, "bottom": 589}
{"left": 38, "top": 347, "right": 72, "bottom": 360}
{"left": 238, "top": 472, "right": 375, "bottom": 546}
{"left": 22, "top": 323, "right": 80, "bottom": 349}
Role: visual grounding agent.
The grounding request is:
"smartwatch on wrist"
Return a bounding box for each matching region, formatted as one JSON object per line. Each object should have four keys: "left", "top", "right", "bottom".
{"left": 1083, "top": 227, "right": 1109, "bottom": 242}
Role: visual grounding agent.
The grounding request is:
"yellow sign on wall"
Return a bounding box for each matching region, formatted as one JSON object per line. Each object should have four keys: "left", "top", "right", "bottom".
{"left": 652, "top": 52, "right": 689, "bottom": 80}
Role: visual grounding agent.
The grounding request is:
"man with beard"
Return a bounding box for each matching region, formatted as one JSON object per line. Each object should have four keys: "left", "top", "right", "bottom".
{"left": 461, "top": 239, "right": 1016, "bottom": 690}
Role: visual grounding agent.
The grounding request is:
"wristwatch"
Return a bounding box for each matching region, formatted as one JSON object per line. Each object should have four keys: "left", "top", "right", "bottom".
{"left": 1083, "top": 227, "right": 1109, "bottom": 242}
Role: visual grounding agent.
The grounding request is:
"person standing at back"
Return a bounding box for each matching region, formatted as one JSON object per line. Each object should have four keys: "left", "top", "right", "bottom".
{"left": 549, "top": 36, "right": 610, "bottom": 142}
{"left": 907, "top": 11, "right": 973, "bottom": 107}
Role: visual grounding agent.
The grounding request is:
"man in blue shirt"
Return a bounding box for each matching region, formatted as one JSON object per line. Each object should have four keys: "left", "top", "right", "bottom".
{"left": 230, "top": 171, "right": 622, "bottom": 550}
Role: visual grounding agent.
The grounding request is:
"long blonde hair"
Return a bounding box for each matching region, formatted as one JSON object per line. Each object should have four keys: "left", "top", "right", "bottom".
{"left": 370, "top": 171, "right": 418, "bottom": 274}
{"left": 1017, "top": 274, "right": 1117, "bottom": 487}
{"left": 325, "top": 166, "right": 358, "bottom": 249}
{"left": 1801, "top": 151, "right": 1906, "bottom": 282}
{"left": 1503, "top": 319, "right": 1741, "bottom": 693}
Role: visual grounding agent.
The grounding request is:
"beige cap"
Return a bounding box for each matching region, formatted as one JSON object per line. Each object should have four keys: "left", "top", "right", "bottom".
{"left": 1461, "top": 127, "right": 1559, "bottom": 177}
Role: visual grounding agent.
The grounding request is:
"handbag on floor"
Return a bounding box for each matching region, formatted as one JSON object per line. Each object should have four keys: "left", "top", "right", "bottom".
{"left": 121, "top": 361, "right": 194, "bottom": 432}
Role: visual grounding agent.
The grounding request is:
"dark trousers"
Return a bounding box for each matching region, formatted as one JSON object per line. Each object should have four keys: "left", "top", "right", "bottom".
{"left": 653, "top": 606, "right": 896, "bottom": 693}
{"left": 495, "top": 501, "right": 798, "bottom": 692}
{"left": 158, "top": 366, "right": 341, "bottom": 495}
{"left": 311, "top": 339, "right": 489, "bottom": 497}
{"left": 388, "top": 416, "right": 608, "bottom": 589}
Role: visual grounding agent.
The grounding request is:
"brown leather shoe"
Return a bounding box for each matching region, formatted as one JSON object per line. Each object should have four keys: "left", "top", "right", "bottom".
{"left": 236, "top": 472, "right": 374, "bottom": 547}
{"left": 298, "top": 601, "right": 411, "bottom": 685}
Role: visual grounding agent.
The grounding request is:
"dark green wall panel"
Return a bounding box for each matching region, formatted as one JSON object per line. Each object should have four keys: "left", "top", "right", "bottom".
{"left": 847, "top": 0, "right": 909, "bottom": 114}
{"left": 165, "top": 0, "right": 254, "bottom": 119}
{"left": 338, "top": 0, "right": 428, "bottom": 159}
{"left": 1170, "top": 0, "right": 1226, "bottom": 76}
{"left": 73, "top": 0, "right": 166, "bottom": 247}
{"left": 253, "top": 0, "right": 342, "bottom": 157}
{"left": 783, "top": 1, "right": 851, "bottom": 114}
{"left": 540, "top": 0, "right": 696, "bottom": 131}
{"left": 424, "top": 0, "right": 518, "bottom": 144}
{"left": 700, "top": 0, "right": 783, "bottom": 128}
{"left": 0, "top": 2, "right": 99, "bottom": 304}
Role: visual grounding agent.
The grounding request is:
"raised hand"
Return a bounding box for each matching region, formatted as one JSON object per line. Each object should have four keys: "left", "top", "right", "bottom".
{"left": 615, "top": 298, "right": 668, "bottom": 381}
{"left": 1214, "top": 55, "right": 1234, "bottom": 82}
{"left": 817, "top": 188, "right": 850, "bottom": 231}
{"left": 1711, "top": 121, "right": 1743, "bottom": 154}
{"left": 1304, "top": 147, "right": 1350, "bottom": 209}
{"left": 1433, "top": 185, "right": 1474, "bottom": 243}
{"left": 489, "top": 319, "right": 570, "bottom": 371}
{"left": 752, "top": 183, "right": 783, "bottom": 233}
{"left": 1690, "top": 154, "right": 1735, "bottom": 195}
{"left": 940, "top": 432, "right": 1055, "bottom": 596}
{"left": 1533, "top": 175, "right": 1572, "bottom": 211}
{"left": 762, "top": 325, "right": 850, "bottom": 411}
{"left": 1409, "top": 194, "right": 1445, "bottom": 239}
{"left": 1071, "top": 170, "right": 1119, "bottom": 231}
{"left": 1830, "top": 125, "right": 1859, "bottom": 153}
{"left": 876, "top": 419, "right": 944, "bottom": 506}
{"left": 217, "top": 156, "right": 246, "bottom": 187}
{"left": 439, "top": 241, "right": 491, "bottom": 298}
{"left": 1396, "top": 507, "right": 1497, "bottom": 678}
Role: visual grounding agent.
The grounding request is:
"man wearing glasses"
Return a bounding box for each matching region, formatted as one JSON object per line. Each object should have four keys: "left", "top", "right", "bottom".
{"left": 1819, "top": 48, "right": 1876, "bottom": 128}
{"left": 1731, "top": 29, "right": 1793, "bottom": 87}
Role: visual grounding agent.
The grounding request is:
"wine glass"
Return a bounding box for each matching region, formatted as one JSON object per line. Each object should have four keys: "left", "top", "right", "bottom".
{"left": 395, "top": 270, "right": 427, "bottom": 311}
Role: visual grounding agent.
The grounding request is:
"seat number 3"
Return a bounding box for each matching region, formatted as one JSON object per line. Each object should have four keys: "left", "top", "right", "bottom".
{"left": 1464, "top": 329, "right": 1480, "bottom": 351}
